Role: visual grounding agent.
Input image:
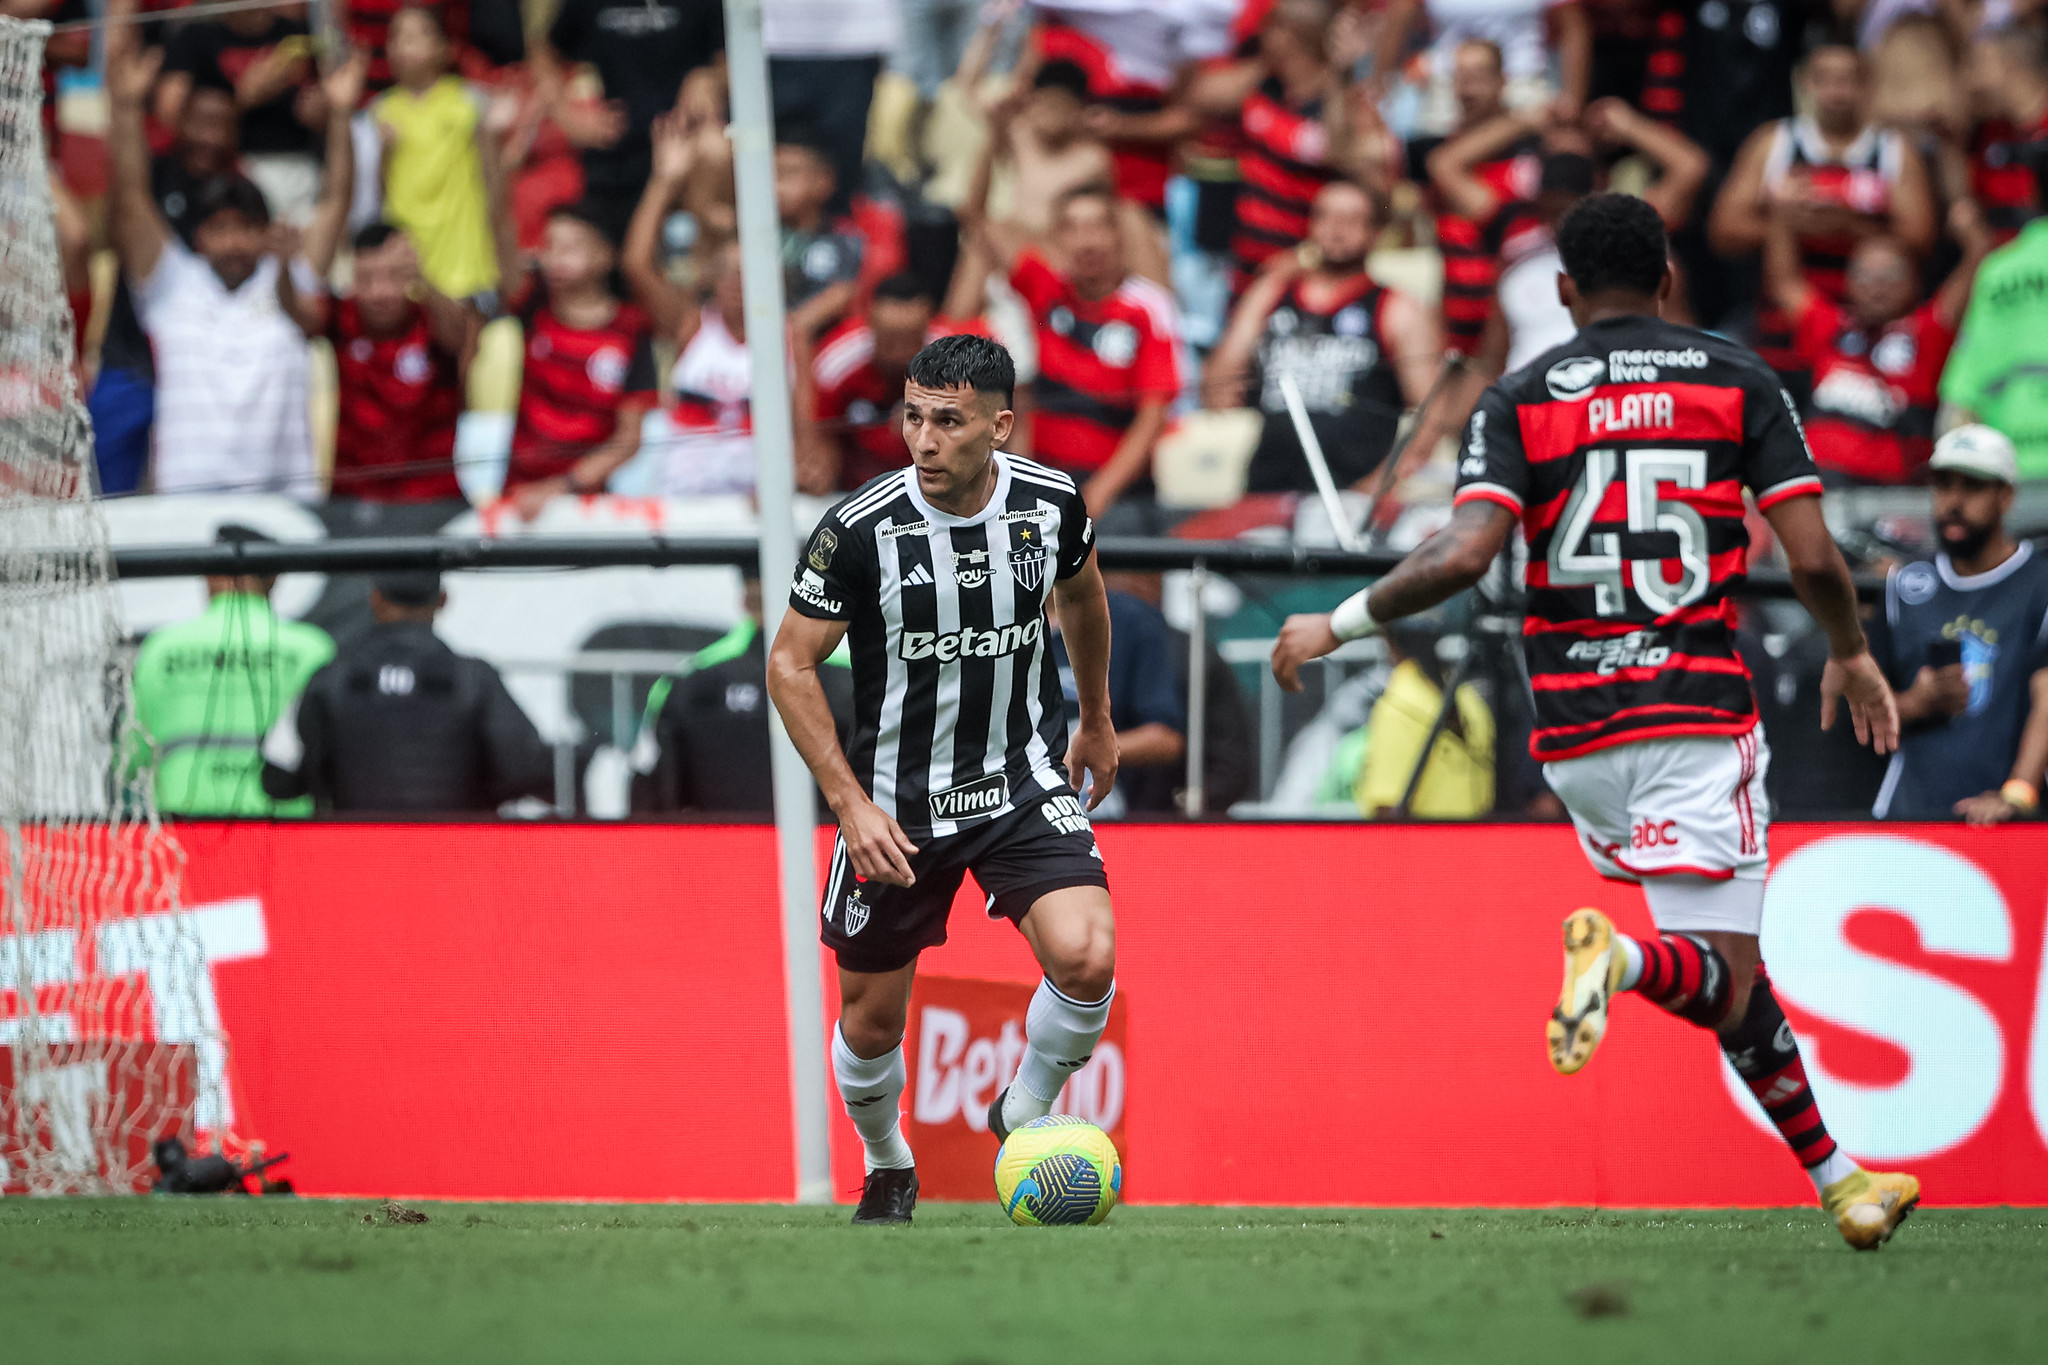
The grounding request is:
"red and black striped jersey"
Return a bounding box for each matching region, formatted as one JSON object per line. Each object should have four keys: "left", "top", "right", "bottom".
{"left": 1231, "top": 78, "right": 1337, "bottom": 288}
{"left": 1969, "top": 114, "right": 2048, "bottom": 243}
{"left": 1453, "top": 315, "right": 1823, "bottom": 761}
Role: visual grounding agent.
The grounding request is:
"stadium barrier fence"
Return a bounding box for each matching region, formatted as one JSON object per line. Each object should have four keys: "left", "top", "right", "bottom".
{"left": 124, "top": 819, "right": 2048, "bottom": 1208}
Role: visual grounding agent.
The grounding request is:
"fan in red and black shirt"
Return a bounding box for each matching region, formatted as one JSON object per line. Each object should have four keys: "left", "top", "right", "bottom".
{"left": 1764, "top": 198, "right": 1991, "bottom": 486}
{"left": 1964, "top": 25, "right": 2048, "bottom": 244}
{"left": 1420, "top": 40, "right": 1544, "bottom": 359}
{"left": 502, "top": 202, "right": 658, "bottom": 517}
{"left": 1708, "top": 45, "right": 1937, "bottom": 386}
{"left": 1217, "top": 0, "right": 1379, "bottom": 292}
{"left": 326, "top": 224, "right": 475, "bottom": 502}
{"left": 961, "top": 176, "right": 1181, "bottom": 513}
{"left": 804, "top": 274, "right": 990, "bottom": 492}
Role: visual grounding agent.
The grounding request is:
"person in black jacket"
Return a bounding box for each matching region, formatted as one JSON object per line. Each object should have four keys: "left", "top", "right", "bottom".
{"left": 262, "top": 571, "right": 552, "bottom": 812}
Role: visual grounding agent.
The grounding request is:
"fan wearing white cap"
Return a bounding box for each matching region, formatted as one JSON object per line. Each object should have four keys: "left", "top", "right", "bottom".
{"left": 1868, "top": 423, "right": 2048, "bottom": 823}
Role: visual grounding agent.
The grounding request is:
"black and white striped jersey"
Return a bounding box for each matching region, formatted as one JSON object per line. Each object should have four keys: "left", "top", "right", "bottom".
{"left": 789, "top": 454, "right": 1096, "bottom": 839}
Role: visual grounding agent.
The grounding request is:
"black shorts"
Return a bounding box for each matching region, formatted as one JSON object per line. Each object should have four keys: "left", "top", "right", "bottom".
{"left": 820, "top": 791, "right": 1110, "bottom": 974}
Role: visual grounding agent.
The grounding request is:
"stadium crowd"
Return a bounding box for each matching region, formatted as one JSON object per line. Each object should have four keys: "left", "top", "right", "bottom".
{"left": 22, "top": 0, "right": 2048, "bottom": 824}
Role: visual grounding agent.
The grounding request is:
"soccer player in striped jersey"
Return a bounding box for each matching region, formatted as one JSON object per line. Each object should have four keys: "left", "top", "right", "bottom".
{"left": 1270, "top": 193, "right": 1921, "bottom": 1251}
{"left": 767, "top": 335, "right": 1121, "bottom": 1226}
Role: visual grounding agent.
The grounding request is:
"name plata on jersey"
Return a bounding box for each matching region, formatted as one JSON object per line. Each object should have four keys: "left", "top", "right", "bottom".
{"left": 766, "top": 334, "right": 1122, "bottom": 1227}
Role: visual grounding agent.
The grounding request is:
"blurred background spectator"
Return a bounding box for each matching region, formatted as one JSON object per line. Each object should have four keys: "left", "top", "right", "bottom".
{"left": 1871, "top": 427, "right": 2048, "bottom": 823}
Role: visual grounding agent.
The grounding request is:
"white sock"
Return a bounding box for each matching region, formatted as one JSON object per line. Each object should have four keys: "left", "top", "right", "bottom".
{"left": 1002, "top": 978, "right": 1114, "bottom": 1132}
{"left": 1616, "top": 936, "right": 1645, "bottom": 991}
{"left": 832, "top": 1023, "right": 913, "bottom": 1172}
{"left": 1808, "top": 1150, "right": 1860, "bottom": 1195}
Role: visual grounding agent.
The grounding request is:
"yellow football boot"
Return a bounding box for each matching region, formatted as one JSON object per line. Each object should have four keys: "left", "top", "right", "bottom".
{"left": 1822, "top": 1169, "right": 1921, "bottom": 1250}
{"left": 1549, "top": 909, "right": 1625, "bottom": 1075}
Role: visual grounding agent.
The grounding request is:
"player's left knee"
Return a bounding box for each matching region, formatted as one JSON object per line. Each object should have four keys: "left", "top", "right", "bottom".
{"left": 1046, "top": 926, "right": 1115, "bottom": 1001}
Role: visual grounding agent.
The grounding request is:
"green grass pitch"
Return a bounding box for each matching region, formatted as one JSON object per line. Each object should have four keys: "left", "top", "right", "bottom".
{"left": 3, "top": 1201, "right": 2044, "bottom": 1363}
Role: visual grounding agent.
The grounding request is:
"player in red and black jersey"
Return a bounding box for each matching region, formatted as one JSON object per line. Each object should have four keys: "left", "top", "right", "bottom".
{"left": 501, "top": 202, "right": 658, "bottom": 517}
{"left": 1270, "top": 194, "right": 1920, "bottom": 1251}
{"left": 1765, "top": 199, "right": 1990, "bottom": 486}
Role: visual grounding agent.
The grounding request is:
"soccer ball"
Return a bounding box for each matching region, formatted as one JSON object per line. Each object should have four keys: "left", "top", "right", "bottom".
{"left": 993, "top": 1115, "right": 1121, "bottom": 1226}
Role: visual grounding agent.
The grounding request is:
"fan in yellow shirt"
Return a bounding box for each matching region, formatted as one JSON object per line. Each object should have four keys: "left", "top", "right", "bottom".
{"left": 1355, "top": 627, "right": 1495, "bottom": 820}
{"left": 373, "top": 7, "right": 503, "bottom": 299}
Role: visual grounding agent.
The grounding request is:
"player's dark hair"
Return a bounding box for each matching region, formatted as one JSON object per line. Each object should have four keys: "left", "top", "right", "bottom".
{"left": 1033, "top": 59, "right": 1092, "bottom": 99}
{"left": 193, "top": 174, "right": 271, "bottom": 229}
{"left": 352, "top": 221, "right": 403, "bottom": 254}
{"left": 907, "top": 334, "right": 1016, "bottom": 408}
{"left": 1555, "top": 192, "right": 1668, "bottom": 299}
{"left": 873, "top": 271, "right": 932, "bottom": 306}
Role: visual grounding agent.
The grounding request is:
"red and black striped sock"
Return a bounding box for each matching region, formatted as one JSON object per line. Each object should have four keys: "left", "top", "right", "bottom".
{"left": 1627, "top": 933, "right": 1732, "bottom": 1028}
{"left": 1718, "top": 969, "right": 1840, "bottom": 1171}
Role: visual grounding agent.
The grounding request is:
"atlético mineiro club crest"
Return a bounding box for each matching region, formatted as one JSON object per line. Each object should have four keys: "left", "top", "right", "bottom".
{"left": 1010, "top": 548, "right": 1047, "bottom": 591}
{"left": 843, "top": 886, "right": 870, "bottom": 936}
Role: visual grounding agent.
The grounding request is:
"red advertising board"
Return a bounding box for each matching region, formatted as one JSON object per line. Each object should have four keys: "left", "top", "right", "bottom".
{"left": 895, "top": 975, "right": 1129, "bottom": 1202}
{"left": 11, "top": 821, "right": 2039, "bottom": 1206}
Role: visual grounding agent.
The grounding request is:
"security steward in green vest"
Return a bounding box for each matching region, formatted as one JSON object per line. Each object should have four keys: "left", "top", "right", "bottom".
{"left": 129, "top": 525, "right": 335, "bottom": 815}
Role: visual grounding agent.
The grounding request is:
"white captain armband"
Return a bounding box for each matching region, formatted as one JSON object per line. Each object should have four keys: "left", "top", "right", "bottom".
{"left": 1329, "top": 589, "right": 1380, "bottom": 642}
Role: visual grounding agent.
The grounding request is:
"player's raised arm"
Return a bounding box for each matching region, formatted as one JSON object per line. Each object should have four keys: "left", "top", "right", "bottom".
{"left": 766, "top": 609, "right": 919, "bottom": 886}
{"left": 1052, "top": 550, "right": 1119, "bottom": 809}
{"left": 1763, "top": 495, "right": 1899, "bottom": 754}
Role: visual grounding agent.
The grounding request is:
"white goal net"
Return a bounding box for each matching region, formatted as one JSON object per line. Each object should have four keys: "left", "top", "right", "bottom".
{"left": 0, "top": 15, "right": 235, "bottom": 1194}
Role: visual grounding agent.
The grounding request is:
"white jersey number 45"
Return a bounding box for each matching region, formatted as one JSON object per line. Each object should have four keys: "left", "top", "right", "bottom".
{"left": 1546, "top": 448, "right": 1712, "bottom": 617}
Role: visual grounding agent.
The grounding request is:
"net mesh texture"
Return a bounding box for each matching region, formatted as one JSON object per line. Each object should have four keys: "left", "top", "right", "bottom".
{"left": 0, "top": 15, "right": 234, "bottom": 1195}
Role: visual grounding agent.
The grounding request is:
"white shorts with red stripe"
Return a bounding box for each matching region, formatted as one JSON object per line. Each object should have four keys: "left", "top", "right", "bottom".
{"left": 1544, "top": 727, "right": 1770, "bottom": 901}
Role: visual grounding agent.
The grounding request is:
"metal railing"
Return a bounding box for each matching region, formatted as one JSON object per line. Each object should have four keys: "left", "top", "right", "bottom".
{"left": 97, "top": 533, "right": 1886, "bottom": 820}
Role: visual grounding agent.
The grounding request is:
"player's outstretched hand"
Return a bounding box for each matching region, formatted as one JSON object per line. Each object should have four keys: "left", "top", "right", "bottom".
{"left": 841, "top": 798, "right": 920, "bottom": 887}
{"left": 1821, "top": 649, "right": 1901, "bottom": 755}
{"left": 1066, "top": 717, "right": 1119, "bottom": 811}
{"left": 1271, "top": 613, "right": 1341, "bottom": 693}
